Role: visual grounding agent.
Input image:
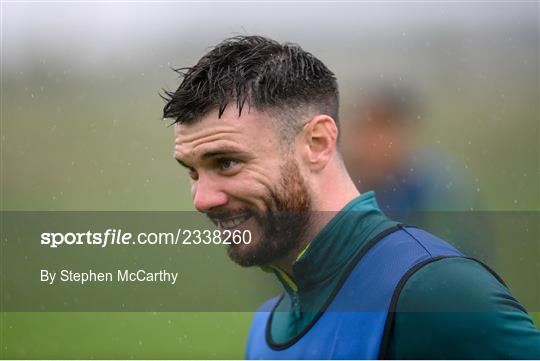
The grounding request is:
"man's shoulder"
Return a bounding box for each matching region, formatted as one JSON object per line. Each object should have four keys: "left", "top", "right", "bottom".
{"left": 388, "top": 257, "right": 540, "bottom": 359}
{"left": 396, "top": 256, "right": 510, "bottom": 312}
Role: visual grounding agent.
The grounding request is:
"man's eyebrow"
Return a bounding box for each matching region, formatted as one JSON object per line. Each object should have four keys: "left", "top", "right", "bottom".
{"left": 176, "top": 158, "right": 193, "bottom": 169}
{"left": 175, "top": 148, "right": 249, "bottom": 169}
{"left": 200, "top": 148, "right": 248, "bottom": 160}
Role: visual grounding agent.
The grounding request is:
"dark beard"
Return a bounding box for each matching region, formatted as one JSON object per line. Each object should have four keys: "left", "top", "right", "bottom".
{"left": 227, "top": 158, "right": 313, "bottom": 267}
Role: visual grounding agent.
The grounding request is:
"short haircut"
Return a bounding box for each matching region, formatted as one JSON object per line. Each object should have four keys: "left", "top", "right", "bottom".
{"left": 162, "top": 35, "right": 339, "bottom": 145}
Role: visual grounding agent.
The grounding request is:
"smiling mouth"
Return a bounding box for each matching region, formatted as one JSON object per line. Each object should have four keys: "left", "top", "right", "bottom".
{"left": 213, "top": 214, "right": 252, "bottom": 230}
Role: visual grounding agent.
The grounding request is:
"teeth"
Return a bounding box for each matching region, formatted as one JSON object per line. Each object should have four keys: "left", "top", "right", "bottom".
{"left": 218, "top": 215, "right": 249, "bottom": 229}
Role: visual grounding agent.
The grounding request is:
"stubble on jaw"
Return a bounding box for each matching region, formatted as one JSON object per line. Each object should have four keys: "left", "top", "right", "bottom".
{"left": 227, "top": 157, "right": 313, "bottom": 268}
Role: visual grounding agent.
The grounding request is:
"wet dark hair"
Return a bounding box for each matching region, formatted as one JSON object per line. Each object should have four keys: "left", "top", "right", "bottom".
{"left": 162, "top": 35, "right": 339, "bottom": 144}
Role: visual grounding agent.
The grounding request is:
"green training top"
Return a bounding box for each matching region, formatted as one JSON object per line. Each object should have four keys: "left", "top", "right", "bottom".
{"left": 265, "top": 191, "right": 540, "bottom": 359}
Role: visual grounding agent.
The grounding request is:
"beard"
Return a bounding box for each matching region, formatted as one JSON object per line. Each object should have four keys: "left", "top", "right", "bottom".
{"left": 225, "top": 157, "right": 313, "bottom": 267}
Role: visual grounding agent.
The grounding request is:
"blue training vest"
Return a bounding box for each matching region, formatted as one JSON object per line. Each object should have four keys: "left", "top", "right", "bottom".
{"left": 245, "top": 225, "right": 464, "bottom": 359}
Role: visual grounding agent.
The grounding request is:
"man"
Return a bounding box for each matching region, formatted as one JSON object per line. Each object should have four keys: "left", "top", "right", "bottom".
{"left": 163, "top": 35, "right": 540, "bottom": 359}
{"left": 341, "top": 84, "right": 489, "bottom": 258}
{"left": 342, "top": 84, "right": 480, "bottom": 215}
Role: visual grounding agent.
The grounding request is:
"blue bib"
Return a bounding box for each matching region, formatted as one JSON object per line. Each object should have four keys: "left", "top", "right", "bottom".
{"left": 246, "top": 226, "right": 464, "bottom": 359}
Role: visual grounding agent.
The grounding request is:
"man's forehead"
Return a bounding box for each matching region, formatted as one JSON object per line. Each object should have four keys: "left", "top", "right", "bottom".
{"left": 174, "top": 107, "right": 277, "bottom": 158}
{"left": 175, "top": 107, "right": 276, "bottom": 137}
{"left": 174, "top": 121, "right": 241, "bottom": 143}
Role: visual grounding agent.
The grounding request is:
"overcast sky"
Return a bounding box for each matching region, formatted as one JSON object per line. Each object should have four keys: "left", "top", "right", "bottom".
{"left": 3, "top": 2, "right": 538, "bottom": 71}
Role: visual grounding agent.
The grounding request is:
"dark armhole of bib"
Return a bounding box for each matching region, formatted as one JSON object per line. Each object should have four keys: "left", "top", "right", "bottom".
{"left": 377, "top": 254, "right": 508, "bottom": 360}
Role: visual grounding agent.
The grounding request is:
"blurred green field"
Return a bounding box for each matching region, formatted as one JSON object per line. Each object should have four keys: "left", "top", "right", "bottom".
{"left": 1, "top": 313, "right": 252, "bottom": 359}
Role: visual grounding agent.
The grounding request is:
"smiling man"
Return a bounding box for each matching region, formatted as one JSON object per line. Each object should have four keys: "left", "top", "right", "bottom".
{"left": 163, "top": 35, "right": 540, "bottom": 359}
{"left": 173, "top": 106, "right": 321, "bottom": 268}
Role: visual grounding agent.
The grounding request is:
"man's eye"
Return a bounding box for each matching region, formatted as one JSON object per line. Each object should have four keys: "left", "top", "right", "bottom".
{"left": 219, "top": 159, "right": 238, "bottom": 171}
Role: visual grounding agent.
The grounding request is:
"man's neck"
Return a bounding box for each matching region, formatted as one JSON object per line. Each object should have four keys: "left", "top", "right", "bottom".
{"left": 274, "top": 174, "right": 361, "bottom": 276}
{"left": 271, "top": 212, "right": 336, "bottom": 276}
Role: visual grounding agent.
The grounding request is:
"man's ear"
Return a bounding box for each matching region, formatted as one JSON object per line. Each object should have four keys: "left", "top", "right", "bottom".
{"left": 299, "top": 115, "right": 338, "bottom": 172}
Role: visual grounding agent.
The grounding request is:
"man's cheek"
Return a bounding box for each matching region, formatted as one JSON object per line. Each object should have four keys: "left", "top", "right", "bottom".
{"left": 243, "top": 217, "right": 264, "bottom": 241}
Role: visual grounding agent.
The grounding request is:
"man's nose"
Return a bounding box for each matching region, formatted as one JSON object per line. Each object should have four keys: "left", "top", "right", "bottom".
{"left": 192, "top": 176, "right": 229, "bottom": 213}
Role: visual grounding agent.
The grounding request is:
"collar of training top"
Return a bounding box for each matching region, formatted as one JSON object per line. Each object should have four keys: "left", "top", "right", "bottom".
{"left": 270, "top": 191, "right": 397, "bottom": 293}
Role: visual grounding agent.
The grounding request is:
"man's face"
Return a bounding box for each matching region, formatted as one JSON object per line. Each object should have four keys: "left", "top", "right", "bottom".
{"left": 174, "top": 107, "right": 312, "bottom": 267}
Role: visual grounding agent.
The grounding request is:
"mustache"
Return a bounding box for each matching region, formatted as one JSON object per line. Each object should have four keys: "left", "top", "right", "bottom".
{"left": 206, "top": 209, "right": 253, "bottom": 221}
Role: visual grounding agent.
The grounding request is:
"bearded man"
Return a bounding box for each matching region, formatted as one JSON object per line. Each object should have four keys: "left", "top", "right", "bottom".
{"left": 162, "top": 35, "right": 540, "bottom": 359}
